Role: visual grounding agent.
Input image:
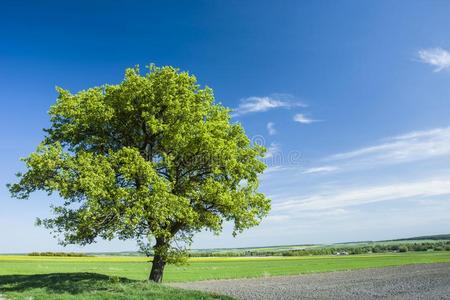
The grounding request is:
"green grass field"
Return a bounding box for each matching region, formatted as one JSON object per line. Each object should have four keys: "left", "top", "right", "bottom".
{"left": 1, "top": 252, "right": 449, "bottom": 299}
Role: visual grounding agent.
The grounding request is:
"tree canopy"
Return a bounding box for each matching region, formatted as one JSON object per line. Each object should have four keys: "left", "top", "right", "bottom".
{"left": 8, "top": 65, "right": 271, "bottom": 282}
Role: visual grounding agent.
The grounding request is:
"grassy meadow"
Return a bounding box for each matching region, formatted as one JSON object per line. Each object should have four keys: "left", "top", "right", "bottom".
{"left": 1, "top": 251, "right": 449, "bottom": 299}
{"left": 1, "top": 252, "right": 450, "bottom": 282}
{"left": 1, "top": 252, "right": 450, "bottom": 300}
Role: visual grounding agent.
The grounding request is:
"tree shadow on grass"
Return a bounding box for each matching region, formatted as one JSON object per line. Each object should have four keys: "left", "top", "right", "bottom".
{"left": 0, "top": 272, "right": 134, "bottom": 295}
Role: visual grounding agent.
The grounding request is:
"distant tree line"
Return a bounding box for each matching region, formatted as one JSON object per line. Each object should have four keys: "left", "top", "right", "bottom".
{"left": 187, "top": 241, "right": 450, "bottom": 257}
{"left": 281, "top": 241, "right": 450, "bottom": 256}
{"left": 28, "top": 252, "right": 89, "bottom": 257}
{"left": 391, "top": 234, "right": 450, "bottom": 241}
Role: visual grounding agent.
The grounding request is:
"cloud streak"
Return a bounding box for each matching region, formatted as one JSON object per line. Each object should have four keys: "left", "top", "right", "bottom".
{"left": 233, "top": 94, "right": 305, "bottom": 116}
{"left": 299, "top": 127, "right": 450, "bottom": 175}
{"left": 293, "top": 113, "right": 320, "bottom": 124}
{"left": 302, "top": 166, "right": 339, "bottom": 174}
{"left": 327, "top": 127, "right": 450, "bottom": 167}
{"left": 418, "top": 48, "right": 450, "bottom": 72}
{"left": 274, "top": 177, "right": 450, "bottom": 211}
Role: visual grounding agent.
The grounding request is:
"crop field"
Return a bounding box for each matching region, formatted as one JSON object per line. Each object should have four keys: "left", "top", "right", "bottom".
{"left": 1, "top": 252, "right": 449, "bottom": 299}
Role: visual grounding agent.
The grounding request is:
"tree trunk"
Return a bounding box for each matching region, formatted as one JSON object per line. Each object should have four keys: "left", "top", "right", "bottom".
{"left": 149, "top": 237, "right": 167, "bottom": 283}
{"left": 149, "top": 253, "right": 166, "bottom": 282}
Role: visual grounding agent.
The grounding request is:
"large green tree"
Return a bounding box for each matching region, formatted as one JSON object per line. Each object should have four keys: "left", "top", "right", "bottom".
{"left": 8, "top": 65, "right": 270, "bottom": 282}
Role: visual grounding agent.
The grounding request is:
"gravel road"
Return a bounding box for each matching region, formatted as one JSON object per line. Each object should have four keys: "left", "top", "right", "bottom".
{"left": 172, "top": 263, "right": 450, "bottom": 299}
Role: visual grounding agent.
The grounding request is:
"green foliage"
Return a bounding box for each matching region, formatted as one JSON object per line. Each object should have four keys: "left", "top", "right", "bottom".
{"left": 398, "top": 246, "right": 408, "bottom": 253}
{"left": 8, "top": 65, "right": 270, "bottom": 270}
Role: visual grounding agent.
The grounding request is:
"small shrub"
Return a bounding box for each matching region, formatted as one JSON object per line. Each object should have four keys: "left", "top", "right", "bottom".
{"left": 398, "top": 246, "right": 408, "bottom": 253}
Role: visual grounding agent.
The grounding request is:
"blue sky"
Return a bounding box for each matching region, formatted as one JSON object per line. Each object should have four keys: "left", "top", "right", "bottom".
{"left": 1, "top": 1, "right": 450, "bottom": 253}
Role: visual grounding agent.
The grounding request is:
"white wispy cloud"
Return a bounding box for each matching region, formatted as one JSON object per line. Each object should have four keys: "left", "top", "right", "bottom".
{"left": 233, "top": 94, "right": 305, "bottom": 116}
{"left": 302, "top": 166, "right": 339, "bottom": 174}
{"left": 265, "top": 215, "right": 291, "bottom": 222}
{"left": 261, "top": 166, "right": 292, "bottom": 181}
{"left": 418, "top": 48, "right": 450, "bottom": 72}
{"left": 299, "top": 127, "right": 450, "bottom": 175}
{"left": 327, "top": 127, "right": 450, "bottom": 167}
{"left": 293, "top": 113, "right": 320, "bottom": 124}
{"left": 267, "top": 122, "right": 277, "bottom": 135}
{"left": 263, "top": 165, "right": 289, "bottom": 174}
{"left": 274, "top": 177, "right": 450, "bottom": 211}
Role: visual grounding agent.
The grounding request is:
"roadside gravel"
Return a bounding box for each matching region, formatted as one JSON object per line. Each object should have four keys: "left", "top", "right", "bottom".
{"left": 172, "top": 262, "right": 450, "bottom": 299}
